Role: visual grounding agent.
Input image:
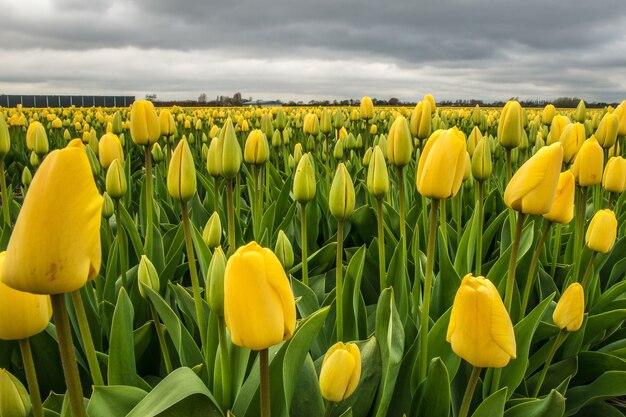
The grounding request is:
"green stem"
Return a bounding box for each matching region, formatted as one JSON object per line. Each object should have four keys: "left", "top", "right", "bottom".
{"left": 218, "top": 317, "right": 232, "bottom": 410}
{"left": 504, "top": 212, "right": 525, "bottom": 313}
{"left": 419, "top": 198, "right": 439, "bottom": 382}
{"left": 505, "top": 148, "right": 512, "bottom": 183}
{"left": 181, "top": 201, "right": 208, "bottom": 352}
{"left": 455, "top": 186, "right": 463, "bottom": 241}
{"left": 301, "top": 202, "right": 309, "bottom": 286}
{"left": 580, "top": 251, "right": 597, "bottom": 292}
{"left": 265, "top": 164, "right": 270, "bottom": 210}
{"left": 149, "top": 302, "right": 173, "bottom": 374}
{"left": 213, "top": 176, "right": 219, "bottom": 214}
{"left": 236, "top": 174, "right": 241, "bottom": 219}
{"left": 607, "top": 192, "right": 614, "bottom": 210}
{"left": 458, "top": 366, "right": 482, "bottom": 417}
{"left": 520, "top": 221, "right": 552, "bottom": 317}
{"left": 376, "top": 198, "right": 386, "bottom": 292}
{"left": 476, "top": 181, "right": 484, "bottom": 275}
{"left": 0, "top": 159, "right": 11, "bottom": 226}
{"left": 114, "top": 199, "right": 128, "bottom": 289}
{"left": 323, "top": 401, "right": 335, "bottom": 417}
{"left": 439, "top": 199, "right": 448, "bottom": 247}
{"left": 252, "top": 166, "right": 260, "bottom": 240}
{"left": 19, "top": 339, "right": 43, "bottom": 417}
{"left": 260, "top": 348, "right": 271, "bottom": 417}
{"left": 550, "top": 224, "right": 562, "bottom": 279}
{"left": 51, "top": 294, "right": 87, "bottom": 417}
{"left": 336, "top": 221, "right": 344, "bottom": 341}
{"left": 397, "top": 167, "right": 406, "bottom": 239}
{"left": 70, "top": 290, "right": 104, "bottom": 386}
{"left": 144, "top": 145, "right": 154, "bottom": 256}
{"left": 532, "top": 330, "right": 566, "bottom": 398}
{"left": 573, "top": 187, "right": 588, "bottom": 281}
{"left": 226, "top": 179, "right": 236, "bottom": 256}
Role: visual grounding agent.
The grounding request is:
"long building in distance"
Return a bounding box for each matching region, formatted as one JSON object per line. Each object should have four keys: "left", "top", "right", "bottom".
{"left": 0, "top": 95, "right": 135, "bottom": 108}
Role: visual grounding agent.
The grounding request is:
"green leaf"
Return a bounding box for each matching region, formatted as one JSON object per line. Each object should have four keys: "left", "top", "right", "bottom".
{"left": 87, "top": 385, "right": 148, "bottom": 417}
{"left": 108, "top": 287, "right": 137, "bottom": 386}
{"left": 565, "top": 371, "right": 626, "bottom": 416}
{"left": 583, "top": 309, "right": 626, "bottom": 348}
{"left": 432, "top": 229, "right": 461, "bottom": 320}
{"left": 503, "top": 390, "right": 565, "bottom": 417}
{"left": 288, "top": 354, "right": 324, "bottom": 417}
{"left": 454, "top": 209, "right": 477, "bottom": 275}
{"left": 471, "top": 387, "right": 507, "bottom": 417}
{"left": 413, "top": 358, "right": 451, "bottom": 417}
{"left": 424, "top": 308, "right": 460, "bottom": 385}
{"left": 343, "top": 245, "right": 367, "bottom": 341}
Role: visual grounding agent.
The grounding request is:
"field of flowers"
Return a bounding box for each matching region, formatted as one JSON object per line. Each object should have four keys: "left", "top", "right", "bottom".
{"left": 0, "top": 97, "right": 625, "bottom": 417}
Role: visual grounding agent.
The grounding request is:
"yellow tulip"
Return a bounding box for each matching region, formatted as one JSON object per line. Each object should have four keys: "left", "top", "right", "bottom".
{"left": 167, "top": 138, "right": 196, "bottom": 201}
{"left": 220, "top": 119, "right": 243, "bottom": 180}
{"left": 471, "top": 137, "right": 492, "bottom": 182}
{"left": 105, "top": 159, "right": 127, "bottom": 199}
{"left": 244, "top": 130, "right": 269, "bottom": 165}
{"left": 498, "top": 100, "right": 524, "bottom": 149}
{"left": 559, "top": 122, "right": 586, "bottom": 164}
{"left": 202, "top": 211, "right": 222, "bottom": 249}
{"left": 360, "top": 96, "right": 374, "bottom": 120}
{"left": 447, "top": 274, "right": 516, "bottom": 368}
{"left": 0, "top": 114, "right": 10, "bottom": 159}
{"left": 417, "top": 128, "right": 466, "bottom": 199}
{"left": 423, "top": 93, "right": 437, "bottom": 114}
{"left": 367, "top": 146, "right": 389, "bottom": 199}
{"left": 137, "top": 255, "right": 160, "bottom": 298}
{"left": 387, "top": 115, "right": 413, "bottom": 167}
{"left": 3, "top": 139, "right": 103, "bottom": 294}
{"left": 542, "top": 104, "right": 556, "bottom": 126}
{"left": 595, "top": 113, "right": 619, "bottom": 149}
{"left": 548, "top": 115, "right": 570, "bottom": 145}
{"left": 224, "top": 242, "right": 296, "bottom": 350}
{"left": 319, "top": 342, "right": 361, "bottom": 402}
{"left": 206, "top": 246, "right": 226, "bottom": 316}
{"left": 0, "top": 368, "right": 31, "bottom": 417}
{"left": 602, "top": 156, "right": 626, "bottom": 193}
{"left": 542, "top": 171, "right": 575, "bottom": 224}
{"left": 293, "top": 153, "right": 316, "bottom": 204}
{"left": 467, "top": 125, "right": 482, "bottom": 156}
{"left": 614, "top": 100, "right": 626, "bottom": 136}
{"left": 98, "top": 132, "right": 124, "bottom": 169}
{"left": 585, "top": 209, "right": 617, "bottom": 253}
{"left": 26, "top": 121, "right": 46, "bottom": 151}
{"left": 159, "top": 109, "right": 177, "bottom": 138}
{"left": 410, "top": 101, "right": 432, "bottom": 140}
{"left": 571, "top": 137, "right": 603, "bottom": 186}
{"left": 329, "top": 163, "right": 355, "bottom": 221}
{"left": 274, "top": 230, "right": 294, "bottom": 270}
{"left": 553, "top": 283, "right": 584, "bottom": 332}
{"left": 504, "top": 142, "right": 563, "bottom": 215}
{"left": 130, "top": 100, "right": 160, "bottom": 146}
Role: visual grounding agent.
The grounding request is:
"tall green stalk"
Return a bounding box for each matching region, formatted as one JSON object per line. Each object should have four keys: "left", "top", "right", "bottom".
{"left": 375, "top": 198, "right": 386, "bottom": 292}
{"left": 336, "top": 221, "right": 344, "bottom": 341}
{"left": 0, "top": 159, "right": 10, "bottom": 226}
{"left": 458, "top": 366, "right": 482, "bottom": 417}
{"left": 396, "top": 167, "right": 406, "bottom": 239}
{"left": 504, "top": 212, "right": 525, "bottom": 313}
{"left": 226, "top": 179, "right": 236, "bottom": 256}
{"left": 301, "top": 202, "right": 309, "bottom": 286}
{"left": 520, "top": 221, "right": 552, "bottom": 317}
{"left": 550, "top": 224, "right": 562, "bottom": 279}
{"left": 70, "top": 290, "right": 104, "bottom": 386}
{"left": 19, "top": 339, "right": 43, "bottom": 417}
{"left": 475, "top": 181, "right": 484, "bottom": 275}
{"left": 260, "top": 349, "right": 271, "bottom": 417}
{"left": 114, "top": 199, "right": 128, "bottom": 289}
{"left": 532, "top": 330, "right": 566, "bottom": 397}
{"left": 218, "top": 317, "right": 232, "bottom": 410}
{"left": 149, "top": 302, "right": 173, "bottom": 374}
{"left": 144, "top": 145, "right": 154, "bottom": 256}
{"left": 572, "top": 187, "right": 588, "bottom": 281}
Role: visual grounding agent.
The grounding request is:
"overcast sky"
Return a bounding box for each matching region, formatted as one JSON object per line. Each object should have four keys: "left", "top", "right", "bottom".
{"left": 1, "top": 0, "right": 625, "bottom": 103}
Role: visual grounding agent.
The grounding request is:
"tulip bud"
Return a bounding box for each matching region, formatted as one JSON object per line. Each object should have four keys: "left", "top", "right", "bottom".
{"left": 98, "top": 132, "right": 124, "bottom": 169}
{"left": 417, "top": 128, "right": 466, "bottom": 199}
{"left": 333, "top": 110, "right": 345, "bottom": 130}
{"left": 542, "top": 171, "right": 575, "bottom": 224}
{"left": 206, "top": 246, "right": 226, "bottom": 316}
{"left": 319, "top": 342, "right": 361, "bottom": 402}
{"left": 614, "top": 100, "right": 626, "bottom": 136}
{"left": 51, "top": 117, "right": 62, "bottom": 129}
{"left": 595, "top": 113, "right": 619, "bottom": 149}
{"left": 207, "top": 136, "right": 223, "bottom": 178}
{"left": 288, "top": 154, "right": 295, "bottom": 170}
{"left": 370, "top": 124, "right": 378, "bottom": 135}
{"left": 542, "top": 104, "right": 556, "bottom": 126}
{"left": 0, "top": 114, "right": 10, "bottom": 160}
{"left": 574, "top": 99, "right": 586, "bottom": 123}
{"left": 410, "top": 101, "right": 432, "bottom": 140}
{"left": 152, "top": 142, "right": 164, "bottom": 164}
{"left": 244, "top": 130, "right": 270, "bottom": 165}
{"left": 320, "top": 109, "right": 332, "bottom": 135}
{"left": 467, "top": 126, "right": 482, "bottom": 156}
{"left": 138, "top": 255, "right": 160, "bottom": 298}
{"left": 0, "top": 368, "right": 31, "bottom": 417}
{"left": 387, "top": 115, "right": 413, "bottom": 167}
{"left": 111, "top": 111, "right": 123, "bottom": 135}
{"left": 274, "top": 230, "right": 294, "bottom": 269}
{"left": 21, "top": 167, "right": 32, "bottom": 187}
{"left": 168, "top": 138, "right": 196, "bottom": 201}
{"left": 130, "top": 100, "right": 160, "bottom": 146}
{"left": 293, "top": 153, "right": 316, "bottom": 204}
{"left": 504, "top": 142, "right": 563, "bottom": 215}
{"left": 63, "top": 128, "right": 71, "bottom": 142}
{"left": 423, "top": 94, "right": 437, "bottom": 114}
{"left": 498, "top": 100, "right": 524, "bottom": 149}
{"left": 585, "top": 209, "right": 617, "bottom": 253}
{"left": 559, "top": 122, "right": 586, "bottom": 164}
{"left": 345, "top": 133, "right": 356, "bottom": 151}
{"left": 260, "top": 113, "right": 274, "bottom": 140}
{"left": 293, "top": 143, "right": 303, "bottom": 166}
{"left": 106, "top": 159, "right": 127, "bottom": 199}
{"left": 356, "top": 133, "right": 363, "bottom": 149}
{"left": 329, "top": 163, "right": 355, "bottom": 222}
{"left": 447, "top": 274, "right": 516, "bottom": 368}
{"left": 85, "top": 145, "right": 100, "bottom": 176}
{"left": 333, "top": 139, "right": 344, "bottom": 161}
{"left": 602, "top": 156, "right": 626, "bottom": 193}
{"left": 203, "top": 211, "right": 222, "bottom": 249}
{"left": 220, "top": 119, "right": 243, "bottom": 180}
{"left": 571, "top": 137, "right": 603, "bottom": 186}
{"left": 548, "top": 115, "right": 570, "bottom": 145}
{"left": 360, "top": 96, "right": 374, "bottom": 120}
{"left": 367, "top": 146, "right": 389, "bottom": 199}
{"left": 275, "top": 108, "right": 287, "bottom": 131}
{"left": 271, "top": 129, "right": 282, "bottom": 149}
{"left": 553, "top": 283, "right": 584, "bottom": 332}
{"left": 102, "top": 192, "right": 114, "bottom": 219}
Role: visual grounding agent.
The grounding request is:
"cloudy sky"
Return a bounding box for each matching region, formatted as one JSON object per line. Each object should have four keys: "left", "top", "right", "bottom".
{"left": 1, "top": 0, "right": 625, "bottom": 103}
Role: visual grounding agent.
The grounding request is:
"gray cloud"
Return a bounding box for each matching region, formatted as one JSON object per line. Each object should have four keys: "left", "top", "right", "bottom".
{"left": 0, "top": 0, "right": 625, "bottom": 102}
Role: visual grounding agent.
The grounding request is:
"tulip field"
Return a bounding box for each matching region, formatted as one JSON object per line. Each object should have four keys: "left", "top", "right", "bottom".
{"left": 1, "top": 97, "right": 626, "bottom": 417}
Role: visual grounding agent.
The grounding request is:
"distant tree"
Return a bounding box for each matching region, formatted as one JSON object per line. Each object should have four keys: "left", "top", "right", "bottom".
{"left": 388, "top": 97, "right": 400, "bottom": 105}
{"left": 145, "top": 93, "right": 158, "bottom": 102}
{"left": 198, "top": 93, "right": 208, "bottom": 103}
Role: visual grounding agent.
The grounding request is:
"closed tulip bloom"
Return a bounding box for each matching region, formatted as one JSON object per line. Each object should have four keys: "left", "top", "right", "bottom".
{"left": 3, "top": 139, "right": 103, "bottom": 294}
{"left": 585, "top": 209, "right": 617, "bottom": 253}
{"left": 0, "top": 369, "right": 31, "bottom": 417}
{"left": 333, "top": 139, "right": 344, "bottom": 161}
{"left": 0, "top": 252, "right": 52, "bottom": 340}
{"left": 105, "top": 159, "right": 127, "bottom": 199}
{"left": 159, "top": 109, "right": 177, "bottom": 138}
{"left": 130, "top": 100, "right": 160, "bottom": 146}
{"left": 26, "top": 121, "right": 46, "bottom": 152}
{"left": 571, "top": 137, "right": 603, "bottom": 186}
{"left": 271, "top": 130, "right": 282, "bottom": 149}
{"left": 207, "top": 136, "right": 223, "bottom": 178}
{"left": 387, "top": 115, "right": 413, "bottom": 167}
{"left": 51, "top": 117, "right": 63, "bottom": 129}
{"left": 542, "top": 170, "right": 575, "bottom": 224}
{"left": 447, "top": 274, "right": 516, "bottom": 368}
{"left": 319, "top": 342, "right": 361, "bottom": 402}
{"left": 367, "top": 146, "right": 389, "bottom": 199}
{"left": 574, "top": 100, "right": 586, "bottom": 123}
{"left": 603, "top": 156, "right": 626, "bottom": 193}
{"left": 417, "top": 128, "right": 466, "bottom": 199}
{"left": 553, "top": 283, "right": 584, "bottom": 332}
{"left": 360, "top": 96, "right": 374, "bottom": 120}
{"left": 220, "top": 119, "right": 243, "bottom": 180}
{"left": 293, "top": 143, "right": 303, "bottom": 166}
{"left": 498, "top": 100, "right": 524, "bottom": 149}
{"left": 111, "top": 111, "right": 123, "bottom": 135}
{"left": 504, "top": 142, "right": 563, "bottom": 215}
{"left": 542, "top": 104, "right": 556, "bottom": 126}
{"left": 244, "top": 130, "right": 269, "bottom": 165}
{"left": 202, "top": 212, "right": 222, "bottom": 249}
{"left": 614, "top": 100, "right": 626, "bottom": 136}
{"left": 168, "top": 138, "right": 196, "bottom": 201}
{"left": 98, "top": 132, "right": 124, "bottom": 169}
{"left": 274, "top": 230, "right": 294, "bottom": 270}
{"left": 472, "top": 137, "right": 492, "bottom": 181}
{"left": 329, "top": 163, "right": 355, "bottom": 221}
{"left": 206, "top": 246, "right": 226, "bottom": 316}
{"left": 293, "top": 153, "right": 316, "bottom": 204}
{"left": 548, "top": 115, "right": 571, "bottom": 145}
{"left": 559, "top": 122, "right": 586, "bottom": 164}
{"left": 137, "top": 255, "right": 160, "bottom": 298}
{"left": 410, "top": 101, "right": 432, "bottom": 140}
{"left": 595, "top": 113, "right": 619, "bottom": 149}
{"left": 467, "top": 126, "right": 482, "bottom": 156}
{"left": 423, "top": 94, "right": 437, "bottom": 114}
{"left": 224, "top": 242, "right": 296, "bottom": 350}
{"left": 0, "top": 114, "right": 10, "bottom": 159}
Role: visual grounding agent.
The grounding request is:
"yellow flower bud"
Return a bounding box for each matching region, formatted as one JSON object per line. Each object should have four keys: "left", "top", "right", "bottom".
{"left": 360, "top": 96, "right": 374, "bottom": 120}
{"left": 271, "top": 130, "right": 282, "bottom": 149}
{"left": 548, "top": 115, "right": 570, "bottom": 145}
{"left": 585, "top": 209, "right": 617, "bottom": 253}
{"left": 417, "top": 128, "right": 466, "bottom": 199}
{"left": 98, "top": 132, "right": 124, "bottom": 169}
{"left": 130, "top": 100, "right": 160, "bottom": 146}
{"left": 446, "top": 274, "right": 516, "bottom": 368}
{"left": 167, "top": 138, "right": 196, "bottom": 201}
{"left": 553, "top": 283, "right": 584, "bottom": 332}
{"left": 303, "top": 113, "right": 320, "bottom": 136}
{"left": 559, "top": 122, "right": 586, "bottom": 164}
{"left": 574, "top": 100, "right": 586, "bottom": 123}
{"left": 370, "top": 124, "right": 378, "bottom": 135}
{"left": 320, "top": 109, "right": 332, "bottom": 135}
{"left": 387, "top": 115, "right": 413, "bottom": 167}
{"left": 333, "top": 139, "right": 344, "bottom": 161}
{"left": 571, "top": 137, "right": 603, "bottom": 186}
{"left": 603, "top": 156, "right": 626, "bottom": 193}
{"left": 362, "top": 147, "right": 372, "bottom": 167}
{"left": 594, "top": 112, "right": 619, "bottom": 149}
{"left": 102, "top": 192, "right": 114, "bottom": 219}
{"left": 614, "top": 100, "right": 626, "bottom": 136}
{"left": 293, "top": 143, "right": 303, "bottom": 166}
{"left": 293, "top": 153, "right": 316, "bottom": 204}
{"left": 367, "top": 146, "right": 389, "bottom": 199}
{"left": 51, "top": 117, "right": 62, "bottom": 129}
{"left": 504, "top": 142, "right": 563, "bottom": 215}
{"left": 498, "top": 100, "right": 524, "bottom": 149}
{"left": 106, "top": 159, "right": 127, "bottom": 199}
{"left": 467, "top": 126, "right": 482, "bottom": 156}
{"left": 0, "top": 114, "right": 10, "bottom": 160}
{"left": 137, "top": 255, "right": 160, "bottom": 299}
{"left": 111, "top": 111, "right": 123, "bottom": 135}
{"left": 207, "top": 136, "right": 223, "bottom": 178}
{"left": 275, "top": 108, "right": 287, "bottom": 131}
{"left": 423, "top": 94, "right": 437, "bottom": 114}
{"left": 542, "top": 170, "right": 575, "bottom": 224}
{"left": 21, "top": 167, "right": 32, "bottom": 187}
{"left": 471, "top": 137, "right": 492, "bottom": 182}
{"left": 244, "top": 130, "right": 269, "bottom": 165}
{"left": 220, "top": 119, "right": 243, "bottom": 180}
{"left": 410, "top": 101, "right": 432, "bottom": 140}
{"left": 0, "top": 368, "right": 31, "bottom": 417}
{"left": 203, "top": 211, "right": 222, "bottom": 249}
{"left": 224, "top": 242, "right": 296, "bottom": 350}
{"left": 260, "top": 113, "right": 274, "bottom": 140}
{"left": 333, "top": 110, "right": 345, "bottom": 130}
{"left": 274, "top": 230, "right": 294, "bottom": 270}
{"left": 159, "top": 109, "right": 177, "bottom": 138}
{"left": 206, "top": 246, "right": 226, "bottom": 316}
{"left": 3, "top": 139, "right": 103, "bottom": 294}
{"left": 542, "top": 104, "right": 556, "bottom": 126}
{"left": 319, "top": 342, "right": 361, "bottom": 402}
{"left": 329, "top": 163, "right": 355, "bottom": 221}
{"left": 152, "top": 142, "right": 164, "bottom": 163}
